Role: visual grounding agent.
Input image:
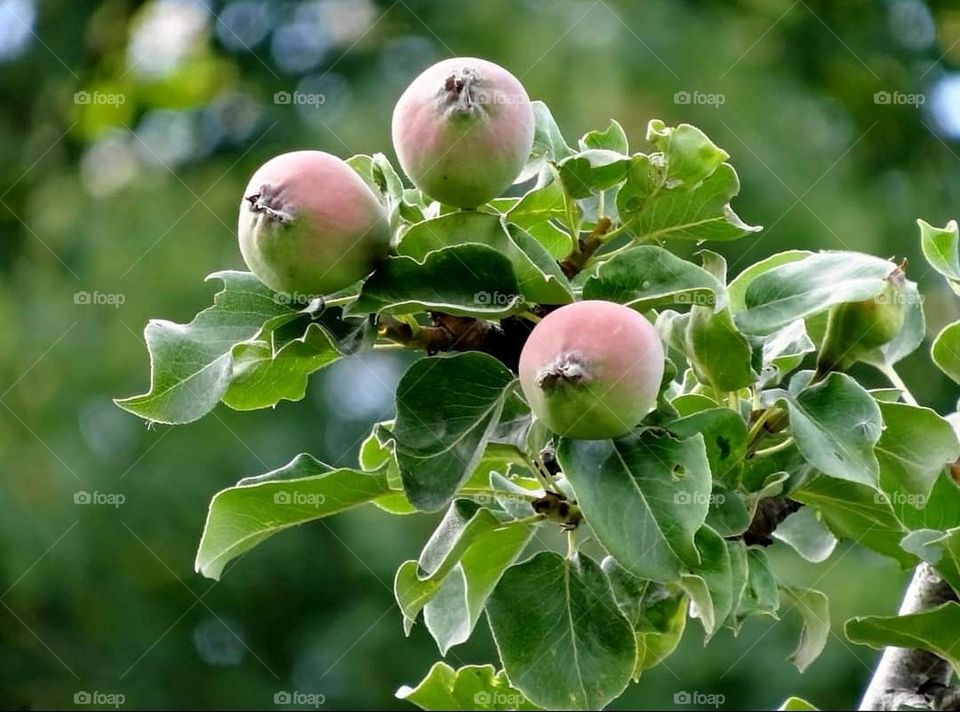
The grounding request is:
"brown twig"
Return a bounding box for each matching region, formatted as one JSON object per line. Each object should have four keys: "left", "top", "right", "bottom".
{"left": 379, "top": 312, "right": 536, "bottom": 372}
{"left": 559, "top": 216, "right": 613, "bottom": 277}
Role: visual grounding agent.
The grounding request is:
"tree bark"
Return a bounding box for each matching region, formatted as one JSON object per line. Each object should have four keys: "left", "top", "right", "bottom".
{"left": 858, "top": 563, "right": 958, "bottom": 710}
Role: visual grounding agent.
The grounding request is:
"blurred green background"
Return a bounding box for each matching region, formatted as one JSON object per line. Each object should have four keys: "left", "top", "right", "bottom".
{"left": 2, "top": 0, "right": 960, "bottom": 709}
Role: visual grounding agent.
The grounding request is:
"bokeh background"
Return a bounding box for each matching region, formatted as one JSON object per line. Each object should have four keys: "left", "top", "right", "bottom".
{"left": 3, "top": 0, "right": 960, "bottom": 709}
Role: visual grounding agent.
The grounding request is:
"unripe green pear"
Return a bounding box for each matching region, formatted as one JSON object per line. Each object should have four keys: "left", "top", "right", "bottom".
{"left": 519, "top": 301, "right": 665, "bottom": 440}
{"left": 391, "top": 57, "right": 535, "bottom": 208}
{"left": 238, "top": 150, "right": 390, "bottom": 297}
{"left": 817, "top": 265, "right": 908, "bottom": 373}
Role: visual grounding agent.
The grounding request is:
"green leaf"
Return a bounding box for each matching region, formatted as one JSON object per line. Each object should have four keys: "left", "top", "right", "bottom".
{"left": 666, "top": 408, "right": 747, "bottom": 485}
{"left": 580, "top": 120, "right": 629, "bottom": 154}
{"left": 507, "top": 167, "right": 573, "bottom": 260}
{"left": 116, "top": 271, "right": 296, "bottom": 424}
{"left": 347, "top": 244, "right": 524, "bottom": 318}
{"left": 396, "top": 212, "right": 572, "bottom": 306}
{"left": 724, "top": 541, "right": 749, "bottom": 630}
{"left": 557, "top": 149, "right": 632, "bottom": 199}
{"left": 900, "top": 528, "right": 960, "bottom": 592}
{"left": 195, "top": 454, "right": 390, "bottom": 580}
{"left": 846, "top": 602, "right": 960, "bottom": 676}
{"left": 645, "top": 120, "right": 728, "bottom": 186}
{"left": 423, "top": 521, "right": 536, "bottom": 655}
{"left": 772, "top": 507, "right": 838, "bottom": 563}
{"left": 760, "top": 319, "right": 816, "bottom": 387}
{"left": 394, "top": 500, "right": 535, "bottom": 650}
{"left": 558, "top": 429, "right": 711, "bottom": 582}
{"left": 628, "top": 163, "right": 760, "bottom": 242}
{"left": 529, "top": 100, "right": 572, "bottom": 165}
{"left": 602, "top": 557, "right": 687, "bottom": 678}
{"left": 732, "top": 548, "right": 780, "bottom": 625}
{"left": 583, "top": 246, "right": 727, "bottom": 312}
{"left": 897, "top": 471, "right": 960, "bottom": 531}
{"left": 736, "top": 252, "right": 899, "bottom": 335}
{"left": 778, "top": 696, "right": 819, "bottom": 710}
{"left": 777, "top": 372, "right": 882, "bottom": 487}
{"left": 876, "top": 402, "right": 960, "bottom": 503}
{"left": 396, "top": 662, "right": 540, "bottom": 711}
{"left": 686, "top": 306, "right": 759, "bottom": 392}
{"left": 705, "top": 484, "right": 752, "bottom": 536}
{"left": 486, "top": 551, "right": 636, "bottom": 710}
{"left": 932, "top": 321, "right": 960, "bottom": 384}
{"left": 222, "top": 321, "right": 343, "bottom": 410}
{"left": 780, "top": 587, "right": 830, "bottom": 672}
{"left": 393, "top": 353, "right": 516, "bottom": 512}
{"left": 792, "top": 475, "right": 915, "bottom": 567}
{"left": 681, "top": 526, "right": 734, "bottom": 638}
{"left": 918, "top": 218, "right": 960, "bottom": 295}
{"left": 728, "top": 251, "right": 811, "bottom": 312}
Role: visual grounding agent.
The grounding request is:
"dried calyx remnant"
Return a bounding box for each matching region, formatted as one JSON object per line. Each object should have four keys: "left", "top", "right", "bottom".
{"left": 536, "top": 353, "right": 590, "bottom": 390}
{"left": 442, "top": 67, "right": 484, "bottom": 116}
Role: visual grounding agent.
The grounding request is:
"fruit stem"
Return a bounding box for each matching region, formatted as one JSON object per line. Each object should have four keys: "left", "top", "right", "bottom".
{"left": 879, "top": 363, "right": 919, "bottom": 406}
{"left": 746, "top": 408, "right": 774, "bottom": 445}
{"left": 559, "top": 216, "right": 613, "bottom": 277}
{"left": 753, "top": 436, "right": 795, "bottom": 458}
{"left": 523, "top": 452, "right": 559, "bottom": 492}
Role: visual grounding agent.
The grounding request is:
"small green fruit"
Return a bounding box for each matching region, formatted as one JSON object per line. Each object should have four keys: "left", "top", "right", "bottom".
{"left": 519, "top": 301, "right": 664, "bottom": 440}
{"left": 238, "top": 150, "right": 390, "bottom": 298}
{"left": 817, "top": 264, "right": 908, "bottom": 373}
{"left": 391, "top": 57, "right": 535, "bottom": 208}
